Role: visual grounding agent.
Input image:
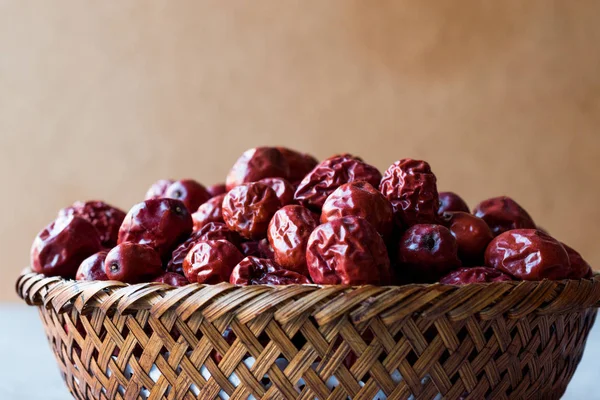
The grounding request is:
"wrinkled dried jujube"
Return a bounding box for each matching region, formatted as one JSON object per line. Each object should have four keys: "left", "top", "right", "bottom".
{"left": 31, "top": 215, "right": 103, "bottom": 278}
{"left": 58, "top": 200, "right": 126, "bottom": 247}
{"left": 440, "top": 267, "right": 513, "bottom": 285}
{"left": 294, "top": 154, "right": 382, "bottom": 211}
{"left": 222, "top": 182, "right": 281, "bottom": 239}
{"left": 230, "top": 256, "right": 281, "bottom": 285}
{"left": 105, "top": 242, "right": 163, "bottom": 283}
{"left": 473, "top": 196, "right": 535, "bottom": 236}
{"left": 193, "top": 222, "right": 242, "bottom": 245}
{"left": 561, "top": 243, "right": 593, "bottom": 279}
{"left": 306, "top": 216, "right": 391, "bottom": 285}
{"left": 258, "top": 238, "right": 275, "bottom": 261}
{"left": 268, "top": 205, "right": 318, "bottom": 275}
{"left": 164, "top": 179, "right": 211, "bottom": 213}
{"left": 76, "top": 250, "right": 110, "bottom": 281}
{"left": 321, "top": 181, "right": 393, "bottom": 238}
{"left": 276, "top": 147, "right": 319, "bottom": 184}
{"left": 438, "top": 192, "right": 470, "bottom": 214}
{"left": 226, "top": 147, "right": 290, "bottom": 191}
{"left": 239, "top": 238, "right": 274, "bottom": 260}
{"left": 153, "top": 272, "right": 190, "bottom": 287}
{"left": 396, "top": 224, "right": 461, "bottom": 283}
{"left": 183, "top": 240, "right": 244, "bottom": 284}
{"left": 192, "top": 194, "right": 225, "bottom": 230}
{"left": 379, "top": 159, "right": 440, "bottom": 228}
{"left": 207, "top": 183, "right": 227, "bottom": 198}
{"left": 145, "top": 179, "right": 175, "bottom": 200}
{"left": 484, "top": 229, "right": 571, "bottom": 280}
{"left": 259, "top": 177, "right": 295, "bottom": 206}
{"left": 167, "top": 222, "right": 241, "bottom": 274}
{"left": 167, "top": 236, "right": 200, "bottom": 275}
{"left": 441, "top": 211, "right": 494, "bottom": 265}
{"left": 118, "top": 198, "right": 193, "bottom": 261}
{"left": 251, "top": 269, "right": 311, "bottom": 285}
{"left": 239, "top": 241, "right": 261, "bottom": 258}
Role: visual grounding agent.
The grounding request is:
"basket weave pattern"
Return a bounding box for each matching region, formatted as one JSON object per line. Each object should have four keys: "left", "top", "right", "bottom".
{"left": 17, "top": 271, "right": 600, "bottom": 400}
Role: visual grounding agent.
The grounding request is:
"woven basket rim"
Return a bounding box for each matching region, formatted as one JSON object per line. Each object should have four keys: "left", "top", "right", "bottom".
{"left": 16, "top": 269, "right": 600, "bottom": 325}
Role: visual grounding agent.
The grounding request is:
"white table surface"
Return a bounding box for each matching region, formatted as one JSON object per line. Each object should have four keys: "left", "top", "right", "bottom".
{"left": 1, "top": 304, "right": 599, "bottom": 400}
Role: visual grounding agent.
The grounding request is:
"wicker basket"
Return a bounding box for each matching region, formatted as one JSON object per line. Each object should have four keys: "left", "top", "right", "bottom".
{"left": 16, "top": 270, "right": 600, "bottom": 400}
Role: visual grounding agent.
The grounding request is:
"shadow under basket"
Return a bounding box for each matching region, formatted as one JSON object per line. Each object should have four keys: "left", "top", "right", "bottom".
{"left": 16, "top": 271, "right": 600, "bottom": 400}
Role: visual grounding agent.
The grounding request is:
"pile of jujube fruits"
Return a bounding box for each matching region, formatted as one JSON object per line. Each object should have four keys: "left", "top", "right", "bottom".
{"left": 31, "top": 147, "right": 592, "bottom": 287}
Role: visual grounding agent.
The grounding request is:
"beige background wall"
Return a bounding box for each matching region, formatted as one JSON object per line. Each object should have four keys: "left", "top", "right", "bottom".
{"left": 1, "top": 1, "right": 599, "bottom": 301}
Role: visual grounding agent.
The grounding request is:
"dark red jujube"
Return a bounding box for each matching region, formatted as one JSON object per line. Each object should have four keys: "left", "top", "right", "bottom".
{"left": 379, "top": 159, "right": 441, "bottom": 228}
{"left": 183, "top": 240, "right": 244, "bottom": 284}
{"left": 306, "top": 216, "right": 391, "bottom": 285}
{"left": 58, "top": 200, "right": 126, "bottom": 247}
{"left": 76, "top": 250, "right": 110, "bottom": 281}
{"left": 240, "top": 241, "right": 261, "bottom": 258}
{"left": 206, "top": 183, "right": 227, "bottom": 198}
{"left": 167, "top": 222, "right": 241, "bottom": 274}
{"left": 164, "top": 179, "right": 211, "bottom": 213}
{"left": 259, "top": 177, "right": 295, "bottom": 207}
{"left": 251, "top": 269, "right": 311, "bottom": 285}
{"left": 230, "top": 256, "right": 281, "bottom": 285}
{"left": 222, "top": 182, "right": 281, "bottom": 239}
{"left": 118, "top": 198, "right": 193, "bottom": 261}
{"left": 192, "top": 222, "right": 241, "bottom": 245}
{"left": 31, "top": 215, "right": 103, "bottom": 278}
{"left": 104, "top": 242, "right": 163, "bottom": 283}
{"left": 268, "top": 205, "right": 318, "bottom": 275}
{"left": 276, "top": 147, "right": 319, "bottom": 184}
{"left": 561, "top": 243, "right": 593, "bottom": 279}
{"left": 167, "top": 236, "right": 201, "bottom": 275}
{"left": 440, "top": 267, "right": 513, "bottom": 285}
{"left": 294, "top": 154, "right": 382, "bottom": 211}
{"left": 239, "top": 239, "right": 274, "bottom": 260}
{"left": 145, "top": 179, "right": 175, "bottom": 200}
{"left": 192, "top": 194, "right": 225, "bottom": 230}
{"left": 438, "top": 192, "right": 470, "bottom": 214}
{"left": 473, "top": 196, "right": 536, "bottom": 236}
{"left": 226, "top": 147, "right": 290, "bottom": 191}
{"left": 153, "top": 272, "right": 190, "bottom": 287}
{"left": 258, "top": 238, "right": 275, "bottom": 261}
{"left": 484, "top": 229, "right": 571, "bottom": 280}
{"left": 321, "top": 181, "right": 393, "bottom": 238}
{"left": 441, "top": 211, "right": 494, "bottom": 265}
{"left": 396, "top": 224, "right": 461, "bottom": 283}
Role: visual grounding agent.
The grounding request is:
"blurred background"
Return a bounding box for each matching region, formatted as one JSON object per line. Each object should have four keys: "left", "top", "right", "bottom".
{"left": 1, "top": 1, "right": 599, "bottom": 301}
